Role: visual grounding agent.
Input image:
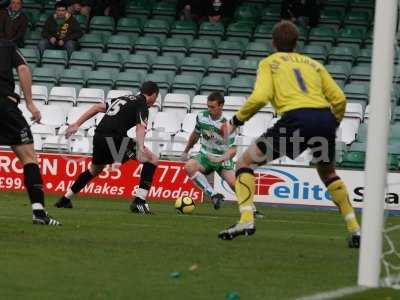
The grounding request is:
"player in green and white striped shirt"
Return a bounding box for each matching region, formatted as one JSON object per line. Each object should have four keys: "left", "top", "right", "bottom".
{"left": 182, "top": 92, "right": 264, "bottom": 217}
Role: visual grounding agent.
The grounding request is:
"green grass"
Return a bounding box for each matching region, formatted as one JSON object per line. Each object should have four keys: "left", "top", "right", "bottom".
{"left": 0, "top": 191, "right": 399, "bottom": 300}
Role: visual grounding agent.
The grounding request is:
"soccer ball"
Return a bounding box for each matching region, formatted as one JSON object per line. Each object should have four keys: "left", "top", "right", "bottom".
{"left": 175, "top": 196, "right": 195, "bottom": 214}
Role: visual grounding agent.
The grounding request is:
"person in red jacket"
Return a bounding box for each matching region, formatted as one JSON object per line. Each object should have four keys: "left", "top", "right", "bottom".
{"left": 38, "top": 1, "right": 83, "bottom": 57}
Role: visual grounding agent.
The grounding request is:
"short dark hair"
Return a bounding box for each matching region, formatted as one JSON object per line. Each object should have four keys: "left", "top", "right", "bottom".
{"left": 140, "top": 81, "right": 159, "bottom": 96}
{"left": 272, "top": 21, "right": 299, "bottom": 52}
{"left": 207, "top": 92, "right": 224, "bottom": 105}
{"left": 55, "top": 1, "right": 68, "bottom": 9}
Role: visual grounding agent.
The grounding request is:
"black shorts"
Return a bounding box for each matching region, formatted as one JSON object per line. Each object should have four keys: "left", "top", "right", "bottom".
{"left": 255, "top": 108, "right": 338, "bottom": 163}
{"left": 92, "top": 134, "right": 137, "bottom": 165}
{"left": 0, "top": 95, "right": 33, "bottom": 146}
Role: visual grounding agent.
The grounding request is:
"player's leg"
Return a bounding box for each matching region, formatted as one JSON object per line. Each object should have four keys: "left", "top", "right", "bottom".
{"left": 316, "top": 162, "right": 361, "bottom": 248}
{"left": 130, "top": 148, "right": 159, "bottom": 214}
{"left": 55, "top": 163, "right": 105, "bottom": 208}
{"left": 12, "top": 143, "right": 61, "bottom": 225}
{"left": 184, "top": 155, "right": 224, "bottom": 209}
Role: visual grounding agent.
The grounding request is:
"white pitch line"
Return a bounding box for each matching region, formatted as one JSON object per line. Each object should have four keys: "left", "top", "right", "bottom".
{"left": 295, "top": 285, "right": 369, "bottom": 300}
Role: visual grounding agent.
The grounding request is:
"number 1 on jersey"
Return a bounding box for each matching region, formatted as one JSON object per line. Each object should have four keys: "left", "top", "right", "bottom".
{"left": 293, "top": 69, "right": 308, "bottom": 93}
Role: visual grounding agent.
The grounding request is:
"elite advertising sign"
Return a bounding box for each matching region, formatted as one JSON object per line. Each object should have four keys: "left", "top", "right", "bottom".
{"left": 0, "top": 150, "right": 203, "bottom": 202}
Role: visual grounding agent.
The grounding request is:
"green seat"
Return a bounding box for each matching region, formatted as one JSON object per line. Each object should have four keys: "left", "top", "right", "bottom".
{"left": 253, "top": 23, "right": 273, "bottom": 42}
{"left": 325, "top": 64, "right": 350, "bottom": 82}
{"left": 260, "top": 6, "right": 281, "bottom": 23}
{"left": 89, "top": 16, "right": 115, "bottom": 34}
{"left": 69, "top": 51, "right": 95, "bottom": 71}
{"left": 143, "top": 19, "right": 170, "bottom": 40}
{"left": 393, "top": 107, "right": 400, "bottom": 123}
{"left": 389, "top": 123, "right": 400, "bottom": 143}
{"left": 123, "top": 54, "right": 152, "bottom": 72}
{"left": 86, "top": 70, "right": 115, "bottom": 91}
{"left": 32, "top": 67, "right": 58, "bottom": 85}
{"left": 106, "top": 34, "right": 135, "bottom": 55}
{"left": 198, "top": 22, "right": 225, "bottom": 44}
{"left": 308, "top": 26, "right": 337, "bottom": 46}
{"left": 117, "top": 17, "right": 143, "bottom": 34}
{"left": 350, "top": 0, "right": 375, "bottom": 9}
{"left": 319, "top": 8, "right": 345, "bottom": 26}
{"left": 340, "top": 142, "right": 365, "bottom": 169}
{"left": 115, "top": 71, "right": 145, "bottom": 90}
{"left": 126, "top": 0, "right": 153, "bottom": 17}
{"left": 208, "top": 58, "right": 236, "bottom": 76}
{"left": 170, "top": 20, "right": 197, "bottom": 40}
{"left": 79, "top": 33, "right": 105, "bottom": 54}
{"left": 344, "top": 83, "right": 369, "bottom": 102}
{"left": 24, "top": 30, "right": 41, "bottom": 48}
{"left": 234, "top": 4, "right": 260, "bottom": 23}
{"left": 151, "top": 55, "right": 179, "bottom": 73}
{"left": 188, "top": 39, "right": 216, "bottom": 61}
{"left": 22, "top": 0, "right": 42, "bottom": 10}
{"left": 145, "top": 73, "right": 173, "bottom": 96}
{"left": 356, "top": 123, "right": 368, "bottom": 143}
{"left": 344, "top": 10, "right": 371, "bottom": 27}
{"left": 180, "top": 56, "right": 207, "bottom": 76}
{"left": 35, "top": 13, "right": 51, "bottom": 30}
{"left": 357, "top": 48, "right": 372, "bottom": 64}
{"left": 226, "top": 22, "right": 254, "bottom": 40}
{"left": 151, "top": 1, "right": 176, "bottom": 17}
{"left": 161, "top": 38, "right": 188, "bottom": 60}
{"left": 337, "top": 27, "right": 366, "bottom": 47}
{"left": 24, "top": 9, "right": 40, "bottom": 29}
{"left": 171, "top": 74, "right": 202, "bottom": 98}
{"left": 41, "top": 49, "right": 68, "bottom": 71}
{"left": 328, "top": 46, "right": 358, "bottom": 65}
{"left": 134, "top": 36, "right": 161, "bottom": 58}
{"left": 235, "top": 59, "right": 259, "bottom": 76}
{"left": 95, "top": 53, "right": 122, "bottom": 72}
{"left": 20, "top": 48, "right": 40, "bottom": 66}
{"left": 217, "top": 40, "right": 245, "bottom": 60}
{"left": 75, "top": 14, "right": 88, "bottom": 31}
{"left": 349, "top": 65, "right": 371, "bottom": 83}
{"left": 59, "top": 69, "right": 85, "bottom": 90}
{"left": 324, "top": 0, "right": 349, "bottom": 9}
{"left": 245, "top": 41, "right": 272, "bottom": 59}
{"left": 387, "top": 143, "right": 400, "bottom": 170}
{"left": 228, "top": 75, "right": 255, "bottom": 96}
{"left": 301, "top": 45, "right": 327, "bottom": 64}
{"left": 200, "top": 75, "right": 228, "bottom": 95}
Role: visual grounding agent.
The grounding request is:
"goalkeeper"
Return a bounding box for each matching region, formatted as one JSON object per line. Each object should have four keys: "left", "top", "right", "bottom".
{"left": 181, "top": 92, "right": 264, "bottom": 218}
{"left": 217, "top": 21, "right": 361, "bottom": 248}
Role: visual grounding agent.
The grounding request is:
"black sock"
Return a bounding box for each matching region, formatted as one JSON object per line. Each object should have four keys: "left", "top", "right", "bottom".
{"left": 23, "top": 163, "right": 44, "bottom": 206}
{"left": 70, "top": 170, "right": 95, "bottom": 194}
{"left": 139, "top": 162, "right": 157, "bottom": 190}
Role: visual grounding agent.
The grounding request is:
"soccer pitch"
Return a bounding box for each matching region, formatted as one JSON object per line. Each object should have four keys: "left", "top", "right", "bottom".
{"left": 0, "top": 191, "right": 399, "bottom": 300}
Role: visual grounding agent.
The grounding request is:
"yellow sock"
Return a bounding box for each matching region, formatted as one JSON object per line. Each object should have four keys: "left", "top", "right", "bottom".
{"left": 327, "top": 179, "right": 360, "bottom": 233}
{"left": 235, "top": 168, "right": 255, "bottom": 224}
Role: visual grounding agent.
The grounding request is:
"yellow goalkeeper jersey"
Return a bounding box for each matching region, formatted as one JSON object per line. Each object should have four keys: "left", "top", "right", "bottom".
{"left": 235, "top": 52, "right": 346, "bottom": 123}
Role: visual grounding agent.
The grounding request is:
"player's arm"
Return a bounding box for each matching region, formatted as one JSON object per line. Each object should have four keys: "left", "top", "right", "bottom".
{"left": 65, "top": 103, "right": 106, "bottom": 138}
{"left": 320, "top": 66, "right": 346, "bottom": 123}
{"left": 230, "top": 60, "right": 274, "bottom": 130}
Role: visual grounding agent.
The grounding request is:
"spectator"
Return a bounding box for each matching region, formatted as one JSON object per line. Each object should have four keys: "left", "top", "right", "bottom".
{"left": 176, "top": 0, "right": 205, "bottom": 22}
{"left": 281, "top": 0, "right": 321, "bottom": 28}
{"left": 38, "top": 1, "right": 83, "bottom": 57}
{"left": 205, "top": 0, "right": 236, "bottom": 25}
{"left": 90, "top": 0, "right": 124, "bottom": 22}
{"left": 68, "top": 0, "right": 91, "bottom": 18}
{"left": 0, "top": 0, "right": 28, "bottom": 47}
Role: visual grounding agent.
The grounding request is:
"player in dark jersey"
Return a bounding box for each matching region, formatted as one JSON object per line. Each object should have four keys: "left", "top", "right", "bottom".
{"left": 54, "top": 81, "right": 159, "bottom": 214}
{"left": 0, "top": 39, "right": 60, "bottom": 225}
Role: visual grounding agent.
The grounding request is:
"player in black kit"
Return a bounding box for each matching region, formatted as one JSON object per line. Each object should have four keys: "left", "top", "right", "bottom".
{"left": 55, "top": 81, "right": 159, "bottom": 214}
{"left": 0, "top": 40, "right": 60, "bottom": 225}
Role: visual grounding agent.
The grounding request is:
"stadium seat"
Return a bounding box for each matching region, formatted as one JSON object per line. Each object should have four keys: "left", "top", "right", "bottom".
{"left": 308, "top": 26, "right": 337, "bottom": 46}
{"left": 126, "top": 0, "right": 153, "bottom": 17}
{"left": 253, "top": 23, "right": 273, "bottom": 43}
{"left": 208, "top": 58, "right": 236, "bottom": 77}
{"left": 336, "top": 27, "right": 366, "bottom": 47}
{"left": 145, "top": 73, "right": 173, "bottom": 97}
{"left": 77, "top": 88, "right": 105, "bottom": 105}
{"left": 152, "top": 1, "right": 176, "bottom": 17}
{"left": 32, "top": 67, "right": 58, "bottom": 89}
{"left": 116, "top": 17, "right": 143, "bottom": 34}
{"left": 162, "top": 93, "right": 191, "bottom": 115}
{"left": 20, "top": 48, "right": 40, "bottom": 66}
{"left": 343, "top": 10, "right": 371, "bottom": 27}
{"left": 123, "top": 54, "right": 152, "bottom": 73}
{"left": 40, "top": 105, "right": 67, "bottom": 127}
{"left": 228, "top": 76, "right": 255, "bottom": 96}
{"left": 69, "top": 51, "right": 95, "bottom": 71}
{"left": 226, "top": 22, "right": 253, "bottom": 40}
{"left": 344, "top": 83, "right": 369, "bottom": 103}
{"left": 41, "top": 49, "right": 68, "bottom": 71}
{"left": 30, "top": 124, "right": 55, "bottom": 137}
{"left": 151, "top": 55, "right": 180, "bottom": 74}
{"left": 356, "top": 47, "right": 372, "bottom": 64}
{"left": 234, "top": 4, "right": 260, "bottom": 23}
{"left": 180, "top": 56, "right": 207, "bottom": 76}
{"left": 106, "top": 90, "right": 133, "bottom": 101}
{"left": 75, "top": 14, "right": 88, "bottom": 31}
{"left": 338, "top": 102, "right": 363, "bottom": 145}
{"left": 106, "top": 34, "right": 135, "bottom": 55}
{"left": 170, "top": 20, "right": 197, "bottom": 40}
{"left": 217, "top": 40, "right": 245, "bottom": 61}
{"left": 301, "top": 45, "right": 327, "bottom": 64}
{"left": 188, "top": 38, "right": 216, "bottom": 61}
{"left": 23, "top": 30, "right": 41, "bottom": 48}
{"left": 356, "top": 123, "right": 368, "bottom": 143}
{"left": 79, "top": 33, "right": 105, "bottom": 54}
{"left": 70, "top": 137, "right": 92, "bottom": 154}
{"left": 161, "top": 37, "right": 188, "bottom": 60}
{"left": 89, "top": 16, "right": 115, "bottom": 34}
{"left": 66, "top": 107, "right": 96, "bottom": 129}
{"left": 191, "top": 95, "right": 208, "bottom": 113}
{"left": 171, "top": 74, "right": 202, "bottom": 95}
{"left": 224, "top": 95, "right": 245, "bottom": 111}
{"left": 235, "top": 59, "right": 259, "bottom": 76}
{"left": 152, "top": 111, "right": 182, "bottom": 133}
{"left": 339, "top": 142, "right": 366, "bottom": 169}
{"left": 86, "top": 70, "right": 115, "bottom": 92}
{"left": 23, "top": 85, "right": 48, "bottom": 105}
{"left": 134, "top": 36, "right": 161, "bottom": 58}
{"left": 42, "top": 135, "right": 69, "bottom": 152}
{"left": 48, "top": 87, "right": 77, "bottom": 110}
{"left": 95, "top": 53, "right": 122, "bottom": 72}
{"left": 389, "top": 123, "right": 400, "bottom": 143}
{"left": 319, "top": 8, "right": 345, "bottom": 26}
{"left": 199, "top": 75, "right": 228, "bottom": 95}
{"left": 328, "top": 46, "right": 358, "bottom": 65}
{"left": 114, "top": 71, "right": 144, "bottom": 91}
{"left": 245, "top": 41, "right": 271, "bottom": 59}
{"left": 59, "top": 69, "right": 85, "bottom": 91}
{"left": 349, "top": 65, "right": 371, "bottom": 83}
{"left": 180, "top": 112, "right": 197, "bottom": 134}
{"left": 143, "top": 19, "right": 170, "bottom": 40}
{"left": 260, "top": 6, "right": 281, "bottom": 23}
{"left": 198, "top": 21, "right": 225, "bottom": 43}
{"left": 325, "top": 64, "right": 351, "bottom": 83}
